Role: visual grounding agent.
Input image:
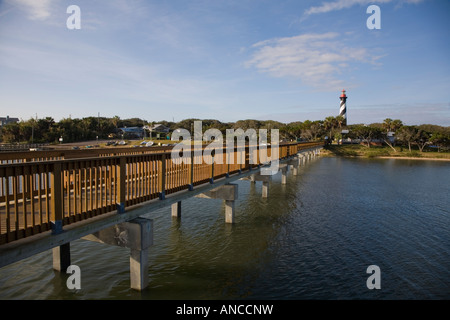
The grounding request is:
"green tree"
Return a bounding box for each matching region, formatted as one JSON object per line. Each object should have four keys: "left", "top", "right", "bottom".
{"left": 429, "top": 131, "right": 450, "bottom": 152}
{"left": 1, "top": 122, "right": 20, "bottom": 143}
{"left": 382, "top": 118, "right": 403, "bottom": 133}
{"left": 285, "top": 121, "right": 303, "bottom": 141}
{"left": 19, "top": 119, "right": 33, "bottom": 142}
{"left": 301, "top": 121, "right": 322, "bottom": 141}
{"left": 396, "top": 126, "right": 417, "bottom": 152}
{"left": 380, "top": 118, "right": 403, "bottom": 152}
{"left": 336, "top": 115, "right": 346, "bottom": 129}
{"left": 353, "top": 125, "right": 382, "bottom": 148}
{"left": 58, "top": 118, "right": 84, "bottom": 142}
{"left": 233, "top": 119, "right": 262, "bottom": 131}
{"left": 323, "top": 116, "right": 338, "bottom": 143}
{"left": 111, "top": 115, "right": 121, "bottom": 130}
{"left": 414, "top": 129, "right": 430, "bottom": 152}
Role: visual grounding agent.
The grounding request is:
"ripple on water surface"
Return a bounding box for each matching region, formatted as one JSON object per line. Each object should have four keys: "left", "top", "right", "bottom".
{"left": 0, "top": 157, "right": 449, "bottom": 299}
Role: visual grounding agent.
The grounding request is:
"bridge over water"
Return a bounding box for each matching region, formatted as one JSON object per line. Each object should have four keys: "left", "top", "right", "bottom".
{"left": 0, "top": 141, "right": 323, "bottom": 290}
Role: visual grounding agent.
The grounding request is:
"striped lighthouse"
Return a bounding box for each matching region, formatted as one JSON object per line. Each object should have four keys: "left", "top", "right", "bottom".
{"left": 339, "top": 89, "right": 347, "bottom": 126}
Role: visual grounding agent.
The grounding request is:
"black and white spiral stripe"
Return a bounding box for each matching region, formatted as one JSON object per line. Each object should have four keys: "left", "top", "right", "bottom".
{"left": 339, "top": 100, "right": 346, "bottom": 118}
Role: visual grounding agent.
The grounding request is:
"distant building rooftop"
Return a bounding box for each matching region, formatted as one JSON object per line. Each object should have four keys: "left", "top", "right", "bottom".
{"left": 118, "top": 126, "right": 144, "bottom": 133}
{"left": 0, "top": 116, "right": 19, "bottom": 127}
{"left": 117, "top": 126, "right": 145, "bottom": 138}
{"left": 149, "top": 124, "right": 170, "bottom": 133}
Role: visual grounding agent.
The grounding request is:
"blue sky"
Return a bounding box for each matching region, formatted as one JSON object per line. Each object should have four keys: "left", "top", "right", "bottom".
{"left": 0, "top": 0, "right": 449, "bottom": 126}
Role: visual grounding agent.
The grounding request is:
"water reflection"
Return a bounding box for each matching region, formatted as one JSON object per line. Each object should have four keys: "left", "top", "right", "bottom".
{"left": 0, "top": 157, "right": 449, "bottom": 299}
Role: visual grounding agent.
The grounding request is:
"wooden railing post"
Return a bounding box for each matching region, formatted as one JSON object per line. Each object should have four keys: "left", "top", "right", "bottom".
{"left": 50, "top": 162, "right": 63, "bottom": 234}
{"left": 210, "top": 154, "right": 214, "bottom": 184}
{"left": 226, "top": 148, "right": 230, "bottom": 178}
{"left": 245, "top": 145, "right": 250, "bottom": 171}
{"left": 189, "top": 150, "right": 194, "bottom": 191}
{"left": 117, "top": 157, "right": 126, "bottom": 213}
{"left": 238, "top": 146, "right": 244, "bottom": 174}
{"left": 158, "top": 154, "right": 166, "bottom": 200}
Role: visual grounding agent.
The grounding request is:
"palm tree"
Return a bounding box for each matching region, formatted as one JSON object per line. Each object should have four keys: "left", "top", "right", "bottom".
{"left": 382, "top": 118, "right": 393, "bottom": 133}
{"left": 382, "top": 118, "right": 403, "bottom": 133}
{"left": 323, "top": 116, "right": 338, "bottom": 143}
{"left": 336, "top": 115, "right": 346, "bottom": 129}
{"left": 111, "top": 115, "right": 121, "bottom": 130}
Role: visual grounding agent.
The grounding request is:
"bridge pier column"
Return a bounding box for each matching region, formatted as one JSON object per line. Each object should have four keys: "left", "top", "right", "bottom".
{"left": 82, "top": 217, "right": 153, "bottom": 291}
{"left": 280, "top": 164, "right": 288, "bottom": 185}
{"left": 242, "top": 173, "right": 271, "bottom": 198}
{"left": 288, "top": 158, "right": 299, "bottom": 176}
{"left": 262, "top": 181, "right": 269, "bottom": 198}
{"left": 171, "top": 201, "right": 182, "bottom": 218}
{"left": 225, "top": 200, "right": 235, "bottom": 224}
{"left": 196, "top": 184, "right": 238, "bottom": 223}
{"left": 52, "top": 242, "right": 71, "bottom": 272}
{"left": 130, "top": 247, "right": 149, "bottom": 291}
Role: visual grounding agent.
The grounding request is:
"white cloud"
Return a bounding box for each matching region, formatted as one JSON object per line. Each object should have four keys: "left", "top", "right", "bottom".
{"left": 5, "top": 0, "right": 54, "bottom": 20}
{"left": 246, "top": 32, "right": 382, "bottom": 91}
{"left": 304, "top": 0, "right": 424, "bottom": 15}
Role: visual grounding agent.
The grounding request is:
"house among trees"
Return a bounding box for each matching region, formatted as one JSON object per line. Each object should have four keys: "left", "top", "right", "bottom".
{"left": 116, "top": 124, "right": 171, "bottom": 140}
{"left": 149, "top": 124, "right": 170, "bottom": 133}
{"left": 0, "top": 115, "right": 19, "bottom": 127}
{"left": 144, "top": 124, "right": 171, "bottom": 139}
{"left": 117, "top": 126, "right": 145, "bottom": 139}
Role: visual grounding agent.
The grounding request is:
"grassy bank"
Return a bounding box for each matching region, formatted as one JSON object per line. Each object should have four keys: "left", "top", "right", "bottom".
{"left": 322, "top": 144, "right": 450, "bottom": 160}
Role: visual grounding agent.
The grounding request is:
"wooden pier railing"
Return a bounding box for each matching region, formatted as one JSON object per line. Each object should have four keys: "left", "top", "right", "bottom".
{"left": 0, "top": 145, "right": 177, "bottom": 164}
{"left": 0, "top": 141, "right": 323, "bottom": 245}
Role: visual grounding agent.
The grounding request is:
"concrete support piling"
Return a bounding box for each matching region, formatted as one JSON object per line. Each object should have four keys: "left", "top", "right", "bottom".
{"left": 171, "top": 201, "right": 182, "bottom": 218}
{"left": 196, "top": 184, "right": 238, "bottom": 223}
{"left": 280, "top": 164, "right": 288, "bottom": 185}
{"left": 130, "top": 248, "right": 149, "bottom": 291}
{"left": 288, "top": 158, "right": 299, "bottom": 176}
{"left": 225, "top": 200, "right": 235, "bottom": 224}
{"left": 52, "top": 243, "right": 71, "bottom": 272}
{"left": 82, "top": 217, "right": 153, "bottom": 291}
{"left": 242, "top": 173, "right": 271, "bottom": 198}
{"left": 262, "top": 181, "right": 269, "bottom": 198}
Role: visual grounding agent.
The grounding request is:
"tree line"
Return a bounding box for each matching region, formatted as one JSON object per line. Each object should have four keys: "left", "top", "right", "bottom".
{"left": 0, "top": 115, "right": 448, "bottom": 152}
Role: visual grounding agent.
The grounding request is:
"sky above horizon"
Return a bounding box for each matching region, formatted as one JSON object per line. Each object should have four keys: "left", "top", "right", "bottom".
{"left": 0, "top": 0, "right": 449, "bottom": 126}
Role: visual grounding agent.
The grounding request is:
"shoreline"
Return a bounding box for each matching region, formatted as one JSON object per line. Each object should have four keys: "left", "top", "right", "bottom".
{"left": 321, "top": 154, "right": 450, "bottom": 162}
{"left": 377, "top": 156, "right": 450, "bottom": 162}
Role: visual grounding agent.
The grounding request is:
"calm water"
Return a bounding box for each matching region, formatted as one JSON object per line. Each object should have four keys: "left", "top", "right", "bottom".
{"left": 0, "top": 157, "right": 449, "bottom": 300}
